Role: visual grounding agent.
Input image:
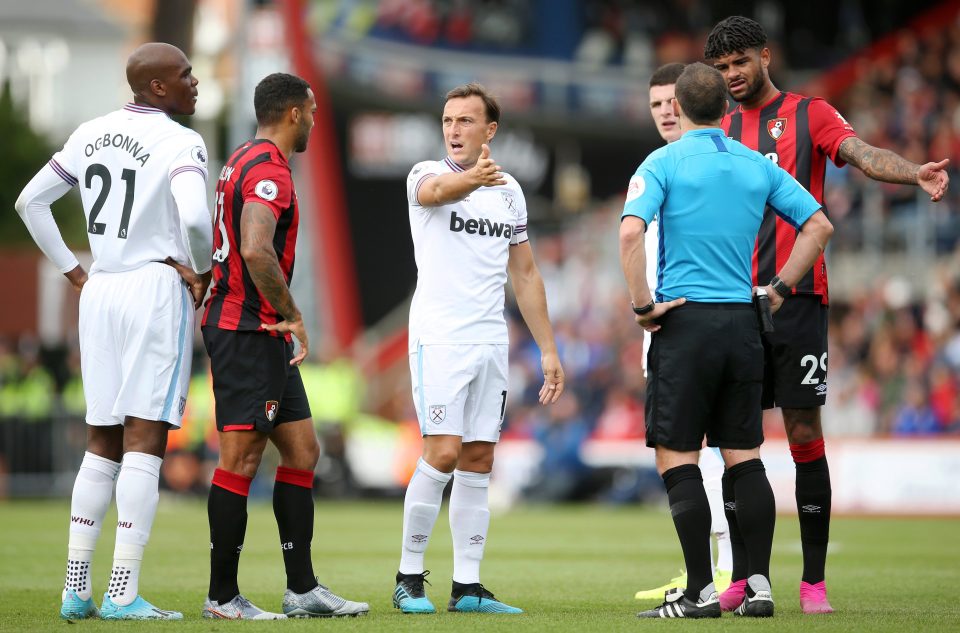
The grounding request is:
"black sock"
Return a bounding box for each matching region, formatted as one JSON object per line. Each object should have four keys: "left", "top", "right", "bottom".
{"left": 662, "top": 464, "right": 713, "bottom": 602}
{"left": 722, "top": 469, "right": 748, "bottom": 582}
{"left": 796, "top": 456, "right": 831, "bottom": 584}
{"left": 274, "top": 466, "right": 317, "bottom": 594}
{"left": 208, "top": 470, "right": 250, "bottom": 604}
{"left": 728, "top": 459, "right": 775, "bottom": 581}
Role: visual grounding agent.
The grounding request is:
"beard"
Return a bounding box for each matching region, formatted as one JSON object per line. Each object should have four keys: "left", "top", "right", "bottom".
{"left": 294, "top": 121, "right": 311, "bottom": 153}
{"left": 732, "top": 72, "right": 766, "bottom": 104}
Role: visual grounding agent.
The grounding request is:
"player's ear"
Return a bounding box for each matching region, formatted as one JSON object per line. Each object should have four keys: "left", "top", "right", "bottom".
{"left": 672, "top": 98, "right": 681, "bottom": 118}
{"left": 759, "top": 47, "right": 770, "bottom": 69}
{"left": 150, "top": 78, "right": 166, "bottom": 97}
{"left": 486, "top": 121, "right": 497, "bottom": 142}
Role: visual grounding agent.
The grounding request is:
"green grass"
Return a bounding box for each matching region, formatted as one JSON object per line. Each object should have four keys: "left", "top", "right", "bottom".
{"left": 1, "top": 499, "right": 959, "bottom": 631}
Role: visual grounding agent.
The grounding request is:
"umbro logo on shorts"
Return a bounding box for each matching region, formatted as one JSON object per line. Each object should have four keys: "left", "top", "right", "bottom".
{"left": 801, "top": 504, "right": 822, "bottom": 513}
{"left": 724, "top": 502, "right": 736, "bottom": 511}
{"left": 265, "top": 400, "right": 279, "bottom": 422}
{"left": 429, "top": 405, "right": 446, "bottom": 423}
{"left": 815, "top": 383, "right": 828, "bottom": 396}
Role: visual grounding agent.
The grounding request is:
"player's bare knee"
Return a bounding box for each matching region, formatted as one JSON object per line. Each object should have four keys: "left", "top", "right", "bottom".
{"left": 279, "top": 437, "right": 320, "bottom": 471}
{"left": 423, "top": 445, "right": 460, "bottom": 473}
{"left": 86, "top": 425, "right": 124, "bottom": 463}
{"left": 783, "top": 408, "right": 823, "bottom": 444}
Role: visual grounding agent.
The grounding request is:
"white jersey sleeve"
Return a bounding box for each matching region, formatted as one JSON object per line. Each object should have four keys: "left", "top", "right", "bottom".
{"left": 507, "top": 177, "right": 528, "bottom": 245}
{"left": 15, "top": 164, "right": 79, "bottom": 272}
{"left": 406, "top": 161, "right": 444, "bottom": 207}
{"left": 168, "top": 141, "right": 212, "bottom": 274}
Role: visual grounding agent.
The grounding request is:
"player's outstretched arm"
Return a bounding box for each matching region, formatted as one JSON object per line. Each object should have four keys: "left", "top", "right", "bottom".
{"left": 838, "top": 137, "right": 950, "bottom": 202}
{"left": 15, "top": 163, "right": 85, "bottom": 290}
{"left": 239, "top": 202, "right": 308, "bottom": 365}
{"left": 507, "top": 241, "right": 564, "bottom": 405}
{"left": 417, "top": 144, "right": 507, "bottom": 207}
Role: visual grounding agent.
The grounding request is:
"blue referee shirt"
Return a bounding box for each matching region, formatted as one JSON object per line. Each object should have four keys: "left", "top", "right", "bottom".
{"left": 622, "top": 128, "right": 821, "bottom": 303}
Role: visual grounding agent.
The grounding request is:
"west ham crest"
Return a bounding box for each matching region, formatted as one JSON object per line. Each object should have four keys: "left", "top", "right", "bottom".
{"left": 767, "top": 118, "right": 787, "bottom": 140}
{"left": 429, "top": 404, "right": 446, "bottom": 424}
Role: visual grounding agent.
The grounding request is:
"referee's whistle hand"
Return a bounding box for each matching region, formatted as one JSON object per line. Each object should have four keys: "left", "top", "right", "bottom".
{"left": 635, "top": 297, "right": 686, "bottom": 332}
{"left": 755, "top": 285, "right": 784, "bottom": 313}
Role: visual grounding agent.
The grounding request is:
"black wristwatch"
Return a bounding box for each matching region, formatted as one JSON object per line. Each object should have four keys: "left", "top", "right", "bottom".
{"left": 769, "top": 275, "right": 792, "bottom": 299}
{"left": 632, "top": 301, "right": 655, "bottom": 316}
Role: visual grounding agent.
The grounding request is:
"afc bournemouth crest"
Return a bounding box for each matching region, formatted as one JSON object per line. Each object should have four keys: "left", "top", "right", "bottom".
{"left": 265, "top": 400, "right": 279, "bottom": 422}
{"left": 429, "top": 404, "right": 446, "bottom": 424}
{"left": 767, "top": 118, "right": 787, "bottom": 140}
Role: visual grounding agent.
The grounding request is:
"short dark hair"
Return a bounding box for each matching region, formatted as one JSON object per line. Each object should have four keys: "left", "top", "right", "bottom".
{"left": 704, "top": 16, "right": 767, "bottom": 60}
{"left": 254, "top": 73, "right": 311, "bottom": 126}
{"left": 649, "top": 63, "right": 685, "bottom": 88}
{"left": 445, "top": 82, "right": 500, "bottom": 123}
{"left": 674, "top": 63, "right": 727, "bottom": 124}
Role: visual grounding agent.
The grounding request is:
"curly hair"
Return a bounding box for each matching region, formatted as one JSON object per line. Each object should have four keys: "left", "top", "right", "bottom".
{"left": 649, "top": 63, "right": 686, "bottom": 88}
{"left": 254, "top": 73, "right": 311, "bottom": 126}
{"left": 703, "top": 16, "right": 767, "bottom": 60}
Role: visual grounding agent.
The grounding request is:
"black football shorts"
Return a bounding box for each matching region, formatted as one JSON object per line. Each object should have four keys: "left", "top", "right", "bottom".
{"left": 645, "top": 302, "right": 764, "bottom": 451}
{"left": 202, "top": 326, "right": 311, "bottom": 433}
{"left": 761, "top": 295, "right": 829, "bottom": 410}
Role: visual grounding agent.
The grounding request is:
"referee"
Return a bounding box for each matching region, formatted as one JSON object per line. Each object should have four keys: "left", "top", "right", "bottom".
{"left": 620, "top": 63, "right": 833, "bottom": 619}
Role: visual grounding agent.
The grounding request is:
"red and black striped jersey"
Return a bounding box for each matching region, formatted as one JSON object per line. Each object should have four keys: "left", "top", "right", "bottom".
{"left": 722, "top": 91, "right": 856, "bottom": 304}
{"left": 202, "top": 139, "right": 299, "bottom": 335}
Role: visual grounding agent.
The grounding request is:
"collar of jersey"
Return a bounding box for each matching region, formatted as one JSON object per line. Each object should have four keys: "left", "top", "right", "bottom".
{"left": 683, "top": 127, "right": 725, "bottom": 137}
{"left": 443, "top": 156, "right": 466, "bottom": 172}
{"left": 124, "top": 102, "right": 167, "bottom": 115}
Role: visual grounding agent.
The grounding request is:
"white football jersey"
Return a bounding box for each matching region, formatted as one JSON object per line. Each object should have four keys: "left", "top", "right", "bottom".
{"left": 406, "top": 157, "right": 528, "bottom": 352}
{"left": 50, "top": 103, "right": 208, "bottom": 274}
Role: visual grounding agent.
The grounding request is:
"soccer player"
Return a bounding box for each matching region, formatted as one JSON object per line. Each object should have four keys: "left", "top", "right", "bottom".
{"left": 15, "top": 42, "right": 212, "bottom": 620}
{"left": 621, "top": 62, "right": 834, "bottom": 619}
{"left": 704, "top": 16, "right": 950, "bottom": 614}
{"left": 200, "top": 72, "right": 368, "bottom": 620}
{"left": 393, "top": 82, "right": 565, "bottom": 615}
{"left": 633, "top": 62, "right": 734, "bottom": 603}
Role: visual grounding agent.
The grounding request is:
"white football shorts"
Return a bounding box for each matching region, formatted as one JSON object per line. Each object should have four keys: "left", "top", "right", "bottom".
{"left": 410, "top": 344, "right": 509, "bottom": 442}
{"left": 79, "top": 262, "right": 193, "bottom": 428}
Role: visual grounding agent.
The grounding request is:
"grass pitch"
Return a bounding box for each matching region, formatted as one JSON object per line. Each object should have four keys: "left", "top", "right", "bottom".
{"left": 1, "top": 499, "right": 958, "bottom": 632}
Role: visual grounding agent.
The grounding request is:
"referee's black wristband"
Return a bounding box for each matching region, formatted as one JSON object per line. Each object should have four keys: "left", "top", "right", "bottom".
{"left": 632, "top": 301, "right": 655, "bottom": 316}
{"left": 769, "top": 275, "right": 792, "bottom": 299}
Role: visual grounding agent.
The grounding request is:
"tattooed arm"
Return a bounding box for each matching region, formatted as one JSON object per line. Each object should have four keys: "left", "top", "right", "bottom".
{"left": 239, "top": 201, "right": 308, "bottom": 364}
{"left": 838, "top": 137, "right": 950, "bottom": 202}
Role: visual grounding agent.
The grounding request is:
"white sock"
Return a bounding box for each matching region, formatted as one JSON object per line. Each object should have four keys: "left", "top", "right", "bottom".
{"left": 64, "top": 452, "right": 120, "bottom": 601}
{"left": 108, "top": 452, "right": 162, "bottom": 606}
{"left": 399, "top": 458, "right": 451, "bottom": 575}
{"left": 450, "top": 469, "right": 490, "bottom": 585}
{"left": 700, "top": 448, "right": 730, "bottom": 571}
{"left": 715, "top": 530, "right": 733, "bottom": 573}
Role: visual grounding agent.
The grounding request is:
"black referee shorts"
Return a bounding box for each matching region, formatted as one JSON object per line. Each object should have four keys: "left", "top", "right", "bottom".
{"left": 202, "top": 326, "right": 311, "bottom": 433}
{"left": 645, "top": 302, "right": 764, "bottom": 451}
{"left": 761, "top": 294, "right": 829, "bottom": 410}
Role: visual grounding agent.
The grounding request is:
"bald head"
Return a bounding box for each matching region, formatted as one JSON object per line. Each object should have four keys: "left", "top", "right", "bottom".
{"left": 126, "top": 42, "right": 197, "bottom": 116}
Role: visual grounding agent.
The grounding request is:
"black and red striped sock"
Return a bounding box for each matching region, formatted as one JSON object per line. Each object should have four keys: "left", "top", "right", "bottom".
{"left": 274, "top": 466, "right": 317, "bottom": 593}
{"left": 208, "top": 468, "right": 252, "bottom": 604}
{"left": 791, "top": 438, "right": 831, "bottom": 584}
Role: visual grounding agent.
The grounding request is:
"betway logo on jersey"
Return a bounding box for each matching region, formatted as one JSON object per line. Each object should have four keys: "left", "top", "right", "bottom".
{"left": 449, "top": 211, "right": 513, "bottom": 239}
